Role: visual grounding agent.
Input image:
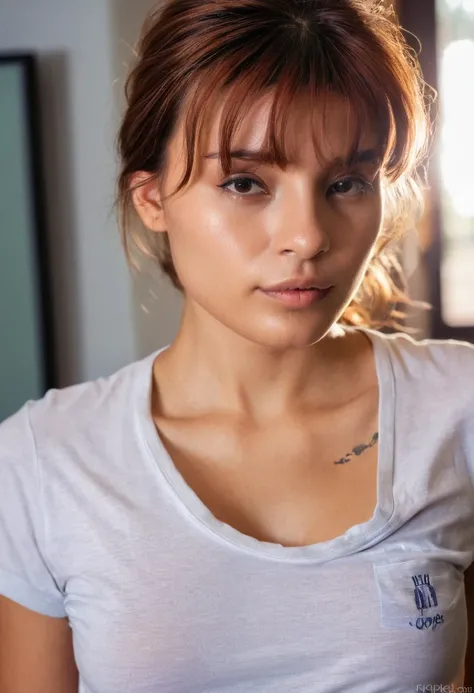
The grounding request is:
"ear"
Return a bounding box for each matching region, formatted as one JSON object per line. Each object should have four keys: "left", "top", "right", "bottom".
{"left": 130, "top": 171, "right": 167, "bottom": 233}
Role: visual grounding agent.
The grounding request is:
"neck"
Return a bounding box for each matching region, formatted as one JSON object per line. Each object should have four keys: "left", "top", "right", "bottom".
{"left": 154, "top": 301, "right": 371, "bottom": 422}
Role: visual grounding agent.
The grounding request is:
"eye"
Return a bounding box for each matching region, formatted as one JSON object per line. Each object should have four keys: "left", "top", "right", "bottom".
{"left": 218, "top": 176, "right": 266, "bottom": 197}
{"left": 328, "top": 176, "right": 372, "bottom": 197}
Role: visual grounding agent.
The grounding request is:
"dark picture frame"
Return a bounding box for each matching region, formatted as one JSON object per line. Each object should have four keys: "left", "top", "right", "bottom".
{"left": 0, "top": 54, "right": 56, "bottom": 421}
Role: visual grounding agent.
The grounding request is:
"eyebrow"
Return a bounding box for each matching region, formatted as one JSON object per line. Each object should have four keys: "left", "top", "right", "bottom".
{"left": 203, "top": 148, "right": 381, "bottom": 168}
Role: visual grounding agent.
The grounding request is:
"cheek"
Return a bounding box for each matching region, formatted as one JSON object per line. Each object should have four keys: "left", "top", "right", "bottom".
{"left": 165, "top": 197, "right": 262, "bottom": 287}
{"left": 329, "top": 201, "right": 383, "bottom": 290}
{"left": 348, "top": 198, "right": 384, "bottom": 255}
{"left": 344, "top": 200, "right": 384, "bottom": 284}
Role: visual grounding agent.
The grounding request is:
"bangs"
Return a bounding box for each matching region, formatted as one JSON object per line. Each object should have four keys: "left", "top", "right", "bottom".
{"left": 166, "top": 18, "right": 421, "bottom": 200}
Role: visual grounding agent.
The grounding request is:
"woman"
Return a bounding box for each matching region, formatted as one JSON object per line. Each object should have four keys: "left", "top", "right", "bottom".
{"left": 1, "top": 0, "right": 473, "bottom": 691}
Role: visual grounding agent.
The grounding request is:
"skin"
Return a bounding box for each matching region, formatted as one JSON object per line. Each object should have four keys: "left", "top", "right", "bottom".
{"left": 131, "top": 89, "right": 384, "bottom": 552}
{"left": 0, "top": 596, "right": 78, "bottom": 693}
{"left": 132, "top": 90, "right": 384, "bottom": 420}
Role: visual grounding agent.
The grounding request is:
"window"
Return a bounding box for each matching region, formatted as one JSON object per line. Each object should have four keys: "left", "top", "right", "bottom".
{"left": 399, "top": 0, "right": 474, "bottom": 340}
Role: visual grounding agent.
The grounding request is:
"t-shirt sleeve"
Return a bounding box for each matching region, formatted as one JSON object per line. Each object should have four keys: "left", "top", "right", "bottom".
{"left": 0, "top": 402, "right": 66, "bottom": 618}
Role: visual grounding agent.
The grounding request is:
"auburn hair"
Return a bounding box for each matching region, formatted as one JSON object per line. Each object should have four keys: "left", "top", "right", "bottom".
{"left": 116, "top": 0, "right": 432, "bottom": 330}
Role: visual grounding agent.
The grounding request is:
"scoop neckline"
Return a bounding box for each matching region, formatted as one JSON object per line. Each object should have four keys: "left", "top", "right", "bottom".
{"left": 135, "top": 327, "right": 397, "bottom": 564}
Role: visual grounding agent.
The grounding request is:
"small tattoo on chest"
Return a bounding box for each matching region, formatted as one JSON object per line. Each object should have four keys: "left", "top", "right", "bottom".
{"left": 334, "top": 432, "right": 379, "bottom": 465}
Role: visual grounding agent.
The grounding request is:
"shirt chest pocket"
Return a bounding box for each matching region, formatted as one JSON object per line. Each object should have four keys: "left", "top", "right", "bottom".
{"left": 373, "top": 558, "right": 465, "bottom": 630}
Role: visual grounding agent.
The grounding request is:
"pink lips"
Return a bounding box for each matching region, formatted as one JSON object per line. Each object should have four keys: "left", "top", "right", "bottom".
{"left": 260, "top": 287, "right": 333, "bottom": 308}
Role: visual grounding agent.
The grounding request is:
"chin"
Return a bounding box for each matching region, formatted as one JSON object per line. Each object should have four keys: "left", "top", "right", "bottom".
{"left": 239, "top": 313, "right": 338, "bottom": 351}
{"left": 188, "top": 290, "right": 343, "bottom": 351}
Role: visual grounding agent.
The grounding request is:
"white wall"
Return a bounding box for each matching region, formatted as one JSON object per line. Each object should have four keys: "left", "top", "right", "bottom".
{"left": 0, "top": 0, "right": 138, "bottom": 385}
{"left": 109, "top": 0, "right": 183, "bottom": 360}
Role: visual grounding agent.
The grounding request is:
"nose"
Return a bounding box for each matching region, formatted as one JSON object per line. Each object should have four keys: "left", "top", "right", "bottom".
{"left": 272, "top": 189, "right": 331, "bottom": 260}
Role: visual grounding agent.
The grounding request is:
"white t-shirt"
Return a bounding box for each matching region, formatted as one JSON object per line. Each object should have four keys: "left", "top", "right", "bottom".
{"left": 1, "top": 327, "right": 474, "bottom": 693}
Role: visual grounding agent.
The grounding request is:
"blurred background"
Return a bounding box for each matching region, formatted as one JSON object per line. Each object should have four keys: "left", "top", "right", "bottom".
{"left": 0, "top": 0, "right": 472, "bottom": 420}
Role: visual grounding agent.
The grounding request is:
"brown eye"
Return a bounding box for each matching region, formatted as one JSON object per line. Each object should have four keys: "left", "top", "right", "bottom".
{"left": 219, "top": 176, "right": 266, "bottom": 197}
{"left": 329, "top": 176, "right": 370, "bottom": 197}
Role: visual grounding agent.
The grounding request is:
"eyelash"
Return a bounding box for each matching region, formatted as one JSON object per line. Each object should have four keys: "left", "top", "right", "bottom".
{"left": 218, "top": 175, "right": 374, "bottom": 199}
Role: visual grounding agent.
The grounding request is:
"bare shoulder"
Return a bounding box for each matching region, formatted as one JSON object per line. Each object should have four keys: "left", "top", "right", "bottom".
{"left": 0, "top": 596, "right": 78, "bottom": 693}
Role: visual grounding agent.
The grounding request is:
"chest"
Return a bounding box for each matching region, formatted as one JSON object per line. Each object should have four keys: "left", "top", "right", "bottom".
{"left": 68, "top": 549, "right": 466, "bottom": 693}
{"left": 154, "top": 407, "right": 380, "bottom": 547}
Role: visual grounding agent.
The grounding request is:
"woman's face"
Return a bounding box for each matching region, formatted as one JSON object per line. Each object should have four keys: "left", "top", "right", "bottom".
{"left": 134, "top": 91, "right": 384, "bottom": 350}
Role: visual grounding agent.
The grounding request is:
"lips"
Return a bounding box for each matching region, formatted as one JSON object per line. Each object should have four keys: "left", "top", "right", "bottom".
{"left": 259, "top": 286, "right": 333, "bottom": 308}
{"left": 262, "top": 279, "right": 333, "bottom": 292}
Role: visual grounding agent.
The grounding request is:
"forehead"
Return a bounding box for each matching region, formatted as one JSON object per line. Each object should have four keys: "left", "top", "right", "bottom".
{"left": 163, "top": 88, "right": 380, "bottom": 189}
{"left": 192, "top": 89, "right": 377, "bottom": 167}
